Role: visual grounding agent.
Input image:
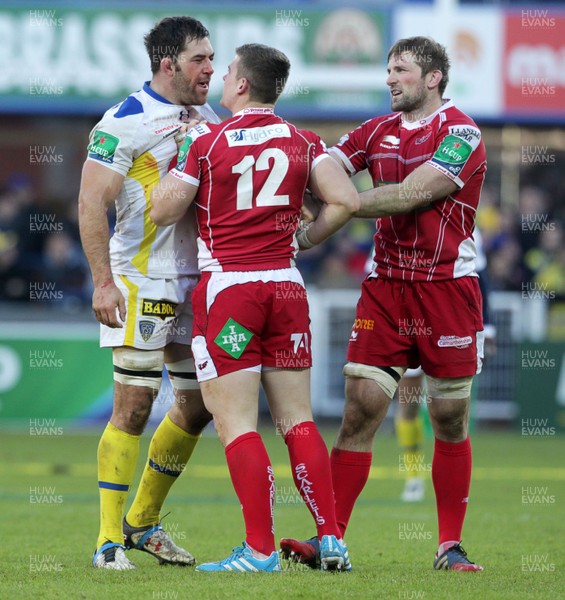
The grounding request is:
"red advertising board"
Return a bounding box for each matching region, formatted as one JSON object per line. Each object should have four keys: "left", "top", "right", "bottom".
{"left": 504, "top": 11, "right": 565, "bottom": 116}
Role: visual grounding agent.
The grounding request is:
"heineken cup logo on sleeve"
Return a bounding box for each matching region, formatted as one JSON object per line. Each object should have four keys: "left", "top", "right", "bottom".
{"left": 431, "top": 135, "right": 472, "bottom": 177}
{"left": 87, "top": 131, "right": 119, "bottom": 164}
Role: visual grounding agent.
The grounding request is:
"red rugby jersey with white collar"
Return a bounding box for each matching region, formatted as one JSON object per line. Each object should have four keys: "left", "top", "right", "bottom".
{"left": 332, "top": 100, "right": 486, "bottom": 281}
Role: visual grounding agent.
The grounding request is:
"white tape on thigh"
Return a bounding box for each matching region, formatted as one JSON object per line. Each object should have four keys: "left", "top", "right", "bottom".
{"left": 113, "top": 347, "right": 163, "bottom": 390}
{"left": 342, "top": 362, "right": 406, "bottom": 399}
{"left": 426, "top": 375, "right": 473, "bottom": 399}
{"left": 165, "top": 358, "right": 199, "bottom": 391}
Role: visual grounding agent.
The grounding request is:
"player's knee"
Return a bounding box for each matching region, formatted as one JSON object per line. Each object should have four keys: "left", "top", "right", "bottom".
{"left": 165, "top": 358, "right": 200, "bottom": 392}
{"left": 169, "top": 391, "right": 212, "bottom": 434}
{"left": 433, "top": 416, "right": 468, "bottom": 443}
{"left": 343, "top": 362, "right": 406, "bottom": 400}
{"left": 113, "top": 347, "right": 164, "bottom": 390}
{"left": 427, "top": 376, "right": 472, "bottom": 440}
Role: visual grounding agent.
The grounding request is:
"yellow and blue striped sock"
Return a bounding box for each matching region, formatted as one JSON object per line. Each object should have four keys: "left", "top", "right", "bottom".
{"left": 126, "top": 414, "right": 200, "bottom": 528}
{"left": 96, "top": 422, "right": 140, "bottom": 549}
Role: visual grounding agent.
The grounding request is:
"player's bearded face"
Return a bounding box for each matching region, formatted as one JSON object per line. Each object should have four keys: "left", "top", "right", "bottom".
{"left": 387, "top": 52, "right": 428, "bottom": 114}
{"left": 172, "top": 37, "right": 214, "bottom": 106}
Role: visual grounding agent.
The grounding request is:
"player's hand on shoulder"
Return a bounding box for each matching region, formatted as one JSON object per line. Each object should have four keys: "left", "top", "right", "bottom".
{"left": 92, "top": 281, "right": 126, "bottom": 328}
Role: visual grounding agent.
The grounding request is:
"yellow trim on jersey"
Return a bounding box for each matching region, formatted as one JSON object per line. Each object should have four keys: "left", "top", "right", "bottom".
{"left": 128, "top": 151, "right": 161, "bottom": 276}
{"left": 119, "top": 274, "right": 139, "bottom": 346}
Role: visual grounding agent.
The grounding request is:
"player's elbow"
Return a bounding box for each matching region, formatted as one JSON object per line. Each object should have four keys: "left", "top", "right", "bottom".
{"left": 343, "top": 188, "right": 361, "bottom": 216}
{"left": 149, "top": 206, "right": 172, "bottom": 227}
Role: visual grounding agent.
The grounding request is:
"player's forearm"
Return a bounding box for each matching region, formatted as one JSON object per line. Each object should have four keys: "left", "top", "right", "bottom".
{"left": 356, "top": 182, "right": 431, "bottom": 218}
{"left": 78, "top": 196, "right": 113, "bottom": 287}
{"left": 356, "top": 164, "right": 457, "bottom": 218}
{"left": 304, "top": 201, "right": 356, "bottom": 246}
{"left": 150, "top": 174, "right": 192, "bottom": 226}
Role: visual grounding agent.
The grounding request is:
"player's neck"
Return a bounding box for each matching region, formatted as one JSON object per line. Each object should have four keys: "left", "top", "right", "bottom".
{"left": 148, "top": 76, "right": 178, "bottom": 105}
{"left": 403, "top": 95, "right": 444, "bottom": 122}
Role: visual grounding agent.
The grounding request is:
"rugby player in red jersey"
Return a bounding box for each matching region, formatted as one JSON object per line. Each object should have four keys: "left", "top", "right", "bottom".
{"left": 281, "top": 36, "right": 486, "bottom": 572}
{"left": 151, "top": 43, "right": 359, "bottom": 572}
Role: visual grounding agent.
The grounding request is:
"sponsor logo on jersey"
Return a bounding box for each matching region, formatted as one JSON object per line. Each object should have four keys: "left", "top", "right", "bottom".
{"left": 139, "top": 320, "right": 156, "bottom": 342}
{"left": 154, "top": 123, "right": 178, "bottom": 135}
{"left": 353, "top": 318, "right": 375, "bottom": 331}
{"left": 141, "top": 299, "right": 177, "bottom": 321}
{"left": 226, "top": 124, "right": 291, "bottom": 147}
{"left": 448, "top": 125, "right": 481, "bottom": 145}
{"left": 415, "top": 131, "right": 432, "bottom": 145}
{"left": 214, "top": 318, "right": 253, "bottom": 359}
{"left": 176, "top": 135, "right": 194, "bottom": 173}
{"left": 382, "top": 135, "right": 400, "bottom": 145}
{"left": 437, "top": 335, "right": 472, "bottom": 349}
{"left": 87, "top": 130, "right": 119, "bottom": 164}
{"left": 176, "top": 123, "right": 211, "bottom": 171}
{"left": 179, "top": 109, "right": 191, "bottom": 122}
{"left": 430, "top": 135, "right": 473, "bottom": 178}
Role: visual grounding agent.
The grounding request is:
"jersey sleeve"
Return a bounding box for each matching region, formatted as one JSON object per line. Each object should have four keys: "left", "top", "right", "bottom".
{"left": 86, "top": 102, "right": 144, "bottom": 176}
{"left": 169, "top": 122, "right": 212, "bottom": 186}
{"left": 329, "top": 119, "right": 373, "bottom": 175}
{"left": 307, "top": 132, "right": 331, "bottom": 172}
{"left": 427, "top": 122, "right": 486, "bottom": 189}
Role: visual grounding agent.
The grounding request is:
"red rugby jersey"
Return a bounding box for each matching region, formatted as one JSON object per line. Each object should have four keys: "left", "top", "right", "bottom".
{"left": 332, "top": 100, "right": 487, "bottom": 281}
{"left": 171, "top": 108, "right": 329, "bottom": 271}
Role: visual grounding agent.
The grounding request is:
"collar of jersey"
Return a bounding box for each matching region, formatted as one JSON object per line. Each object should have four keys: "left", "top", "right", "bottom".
{"left": 143, "top": 82, "right": 174, "bottom": 105}
{"left": 233, "top": 107, "right": 275, "bottom": 117}
{"left": 400, "top": 98, "right": 454, "bottom": 130}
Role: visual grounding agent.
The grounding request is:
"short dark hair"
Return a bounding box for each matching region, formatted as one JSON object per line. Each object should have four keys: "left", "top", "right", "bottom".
{"left": 388, "top": 36, "right": 450, "bottom": 96}
{"left": 235, "top": 44, "right": 291, "bottom": 104}
{"left": 144, "top": 16, "right": 209, "bottom": 74}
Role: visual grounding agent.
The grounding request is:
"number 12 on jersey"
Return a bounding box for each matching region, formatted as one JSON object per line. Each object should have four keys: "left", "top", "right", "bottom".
{"left": 232, "top": 148, "right": 290, "bottom": 210}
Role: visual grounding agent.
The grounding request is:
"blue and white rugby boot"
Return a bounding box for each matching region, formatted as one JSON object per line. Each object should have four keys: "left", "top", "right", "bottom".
{"left": 196, "top": 542, "right": 281, "bottom": 573}
{"left": 320, "top": 535, "right": 352, "bottom": 572}
{"left": 93, "top": 542, "right": 135, "bottom": 570}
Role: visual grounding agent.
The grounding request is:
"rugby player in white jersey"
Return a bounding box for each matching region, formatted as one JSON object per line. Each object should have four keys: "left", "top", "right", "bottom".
{"left": 78, "top": 16, "right": 218, "bottom": 570}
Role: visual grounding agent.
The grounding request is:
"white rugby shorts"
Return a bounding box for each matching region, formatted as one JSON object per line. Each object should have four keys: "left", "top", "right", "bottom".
{"left": 100, "top": 274, "right": 198, "bottom": 350}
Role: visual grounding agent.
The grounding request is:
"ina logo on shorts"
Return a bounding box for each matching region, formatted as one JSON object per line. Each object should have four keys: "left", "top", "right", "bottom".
{"left": 214, "top": 318, "right": 253, "bottom": 359}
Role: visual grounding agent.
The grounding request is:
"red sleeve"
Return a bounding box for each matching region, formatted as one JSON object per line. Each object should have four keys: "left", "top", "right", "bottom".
{"left": 304, "top": 130, "right": 330, "bottom": 172}
{"left": 329, "top": 119, "right": 374, "bottom": 175}
{"left": 170, "top": 122, "right": 213, "bottom": 185}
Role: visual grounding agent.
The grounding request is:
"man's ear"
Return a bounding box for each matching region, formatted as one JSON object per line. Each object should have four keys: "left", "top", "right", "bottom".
{"left": 237, "top": 77, "right": 249, "bottom": 95}
{"left": 427, "top": 69, "right": 443, "bottom": 91}
{"left": 160, "top": 56, "right": 176, "bottom": 77}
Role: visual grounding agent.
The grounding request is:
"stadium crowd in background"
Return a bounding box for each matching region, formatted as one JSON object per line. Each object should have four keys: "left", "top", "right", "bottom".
{"left": 2, "top": 166, "right": 564, "bottom": 308}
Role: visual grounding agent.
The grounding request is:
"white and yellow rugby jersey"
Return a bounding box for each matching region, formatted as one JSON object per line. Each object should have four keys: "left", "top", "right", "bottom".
{"left": 86, "top": 82, "right": 220, "bottom": 278}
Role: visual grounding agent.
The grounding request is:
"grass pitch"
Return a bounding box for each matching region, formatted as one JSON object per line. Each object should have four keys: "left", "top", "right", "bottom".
{"left": 1, "top": 426, "right": 563, "bottom": 599}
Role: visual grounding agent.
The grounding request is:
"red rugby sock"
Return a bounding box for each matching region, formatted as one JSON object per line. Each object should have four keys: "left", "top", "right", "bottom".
{"left": 432, "top": 437, "right": 472, "bottom": 546}
{"left": 225, "top": 432, "right": 275, "bottom": 555}
{"left": 330, "top": 447, "right": 372, "bottom": 537}
{"left": 284, "top": 421, "right": 340, "bottom": 538}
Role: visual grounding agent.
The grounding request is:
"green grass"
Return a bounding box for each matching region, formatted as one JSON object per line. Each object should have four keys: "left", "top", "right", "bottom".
{"left": 1, "top": 427, "right": 563, "bottom": 599}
